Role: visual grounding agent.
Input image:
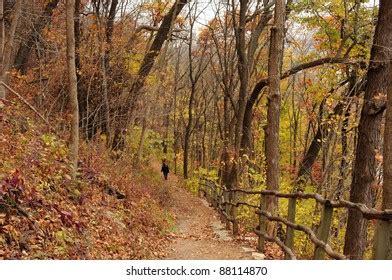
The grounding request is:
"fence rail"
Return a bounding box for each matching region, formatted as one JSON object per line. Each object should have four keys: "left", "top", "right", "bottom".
{"left": 198, "top": 177, "right": 392, "bottom": 260}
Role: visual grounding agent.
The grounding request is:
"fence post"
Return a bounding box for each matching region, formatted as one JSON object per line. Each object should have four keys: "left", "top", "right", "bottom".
{"left": 210, "top": 181, "right": 215, "bottom": 207}
{"left": 206, "top": 181, "right": 211, "bottom": 205}
{"left": 373, "top": 220, "right": 392, "bottom": 259}
{"left": 285, "top": 197, "right": 296, "bottom": 259}
{"left": 209, "top": 181, "right": 214, "bottom": 207}
{"left": 198, "top": 178, "right": 203, "bottom": 198}
{"left": 231, "top": 190, "right": 239, "bottom": 235}
{"left": 314, "top": 201, "right": 333, "bottom": 260}
{"left": 225, "top": 189, "right": 231, "bottom": 230}
{"left": 219, "top": 188, "right": 226, "bottom": 223}
{"left": 213, "top": 183, "right": 218, "bottom": 210}
{"left": 257, "top": 194, "right": 266, "bottom": 252}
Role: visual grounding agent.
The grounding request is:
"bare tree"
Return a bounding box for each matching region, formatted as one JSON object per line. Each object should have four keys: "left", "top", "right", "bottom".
{"left": 91, "top": 0, "right": 119, "bottom": 140}
{"left": 183, "top": 2, "right": 209, "bottom": 178}
{"left": 0, "top": 0, "right": 22, "bottom": 99}
{"left": 66, "top": 0, "right": 80, "bottom": 181}
{"left": 13, "top": 0, "right": 61, "bottom": 74}
{"left": 113, "top": 0, "right": 189, "bottom": 150}
{"left": 264, "top": 0, "right": 286, "bottom": 235}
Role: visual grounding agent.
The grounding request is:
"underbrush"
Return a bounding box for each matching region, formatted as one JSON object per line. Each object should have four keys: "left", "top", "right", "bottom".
{"left": 0, "top": 100, "right": 174, "bottom": 259}
{"left": 185, "top": 168, "right": 218, "bottom": 194}
{"left": 189, "top": 164, "right": 373, "bottom": 259}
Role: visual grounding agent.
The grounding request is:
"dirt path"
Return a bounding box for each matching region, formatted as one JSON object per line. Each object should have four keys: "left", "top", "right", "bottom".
{"left": 151, "top": 160, "right": 259, "bottom": 260}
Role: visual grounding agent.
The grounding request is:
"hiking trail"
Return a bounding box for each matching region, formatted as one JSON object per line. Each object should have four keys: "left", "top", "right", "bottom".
{"left": 151, "top": 160, "right": 264, "bottom": 260}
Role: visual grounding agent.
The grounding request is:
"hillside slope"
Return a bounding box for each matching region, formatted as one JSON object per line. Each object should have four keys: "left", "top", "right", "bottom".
{"left": 0, "top": 101, "right": 173, "bottom": 259}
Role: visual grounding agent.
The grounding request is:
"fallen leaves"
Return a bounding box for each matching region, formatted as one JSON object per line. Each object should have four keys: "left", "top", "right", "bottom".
{"left": 1, "top": 106, "right": 174, "bottom": 260}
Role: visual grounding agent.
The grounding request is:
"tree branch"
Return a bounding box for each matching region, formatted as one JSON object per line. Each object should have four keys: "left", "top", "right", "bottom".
{"left": 135, "top": 24, "right": 184, "bottom": 34}
{"left": 0, "top": 81, "right": 50, "bottom": 126}
{"left": 248, "top": 57, "right": 356, "bottom": 107}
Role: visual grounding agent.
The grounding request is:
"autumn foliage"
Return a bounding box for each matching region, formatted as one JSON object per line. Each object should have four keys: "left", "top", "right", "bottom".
{"left": 0, "top": 101, "right": 173, "bottom": 259}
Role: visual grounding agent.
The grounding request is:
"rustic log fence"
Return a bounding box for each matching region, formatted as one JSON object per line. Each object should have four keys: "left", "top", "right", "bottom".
{"left": 198, "top": 177, "right": 392, "bottom": 260}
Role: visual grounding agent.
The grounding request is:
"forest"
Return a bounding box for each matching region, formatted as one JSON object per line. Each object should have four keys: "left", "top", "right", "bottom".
{"left": 1, "top": 0, "right": 392, "bottom": 260}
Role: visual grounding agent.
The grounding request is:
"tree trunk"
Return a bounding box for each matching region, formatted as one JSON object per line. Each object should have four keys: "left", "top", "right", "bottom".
{"left": 373, "top": 58, "right": 392, "bottom": 260}
{"left": 0, "top": 2, "right": 4, "bottom": 86}
{"left": 66, "top": 0, "right": 80, "bottom": 182}
{"left": 126, "top": 0, "right": 187, "bottom": 112}
{"left": 113, "top": 0, "right": 188, "bottom": 150}
{"left": 229, "top": 0, "right": 249, "bottom": 189}
{"left": 172, "top": 47, "right": 181, "bottom": 175}
{"left": 101, "top": 0, "right": 118, "bottom": 144}
{"left": 220, "top": 90, "right": 232, "bottom": 187}
{"left": 134, "top": 105, "right": 150, "bottom": 165}
{"left": 239, "top": 4, "right": 272, "bottom": 157}
{"left": 241, "top": 57, "right": 349, "bottom": 154}
{"left": 183, "top": 81, "right": 195, "bottom": 179}
{"left": 13, "top": 0, "right": 60, "bottom": 73}
{"left": 296, "top": 79, "right": 357, "bottom": 182}
{"left": 344, "top": 0, "right": 392, "bottom": 259}
{"left": 74, "top": 0, "right": 87, "bottom": 137}
{"left": 264, "top": 0, "right": 286, "bottom": 236}
{"left": 378, "top": 51, "right": 392, "bottom": 259}
{"left": 337, "top": 73, "right": 357, "bottom": 198}
{"left": 384, "top": 77, "right": 392, "bottom": 210}
{"left": 183, "top": 5, "right": 196, "bottom": 179}
{"left": 0, "top": 0, "right": 22, "bottom": 99}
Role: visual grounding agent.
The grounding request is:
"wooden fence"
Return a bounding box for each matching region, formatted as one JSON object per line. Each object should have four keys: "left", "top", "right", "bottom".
{"left": 198, "top": 177, "right": 392, "bottom": 260}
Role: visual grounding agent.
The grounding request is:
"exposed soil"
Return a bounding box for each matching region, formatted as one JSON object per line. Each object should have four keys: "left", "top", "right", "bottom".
{"left": 151, "top": 161, "right": 256, "bottom": 260}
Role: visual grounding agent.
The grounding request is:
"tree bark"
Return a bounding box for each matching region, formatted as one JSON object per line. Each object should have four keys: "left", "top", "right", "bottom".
{"left": 183, "top": 80, "right": 195, "bottom": 179}
{"left": 337, "top": 73, "right": 357, "bottom": 198}
{"left": 101, "top": 0, "right": 118, "bottom": 143}
{"left": 384, "top": 76, "right": 392, "bottom": 210}
{"left": 229, "top": 0, "right": 249, "bottom": 188}
{"left": 134, "top": 104, "right": 150, "bottom": 165}
{"left": 183, "top": 7, "right": 196, "bottom": 179}
{"left": 66, "top": 0, "right": 80, "bottom": 182}
{"left": 373, "top": 51, "right": 392, "bottom": 260}
{"left": 264, "top": 0, "right": 286, "bottom": 235}
{"left": 0, "top": 1, "right": 4, "bottom": 75}
{"left": 0, "top": 0, "right": 22, "bottom": 99}
{"left": 74, "top": 0, "right": 87, "bottom": 136}
{"left": 13, "top": 0, "right": 61, "bottom": 74}
{"left": 344, "top": 0, "right": 392, "bottom": 259}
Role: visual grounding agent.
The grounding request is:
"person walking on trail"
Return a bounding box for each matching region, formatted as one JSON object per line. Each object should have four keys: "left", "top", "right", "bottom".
{"left": 161, "top": 161, "right": 170, "bottom": 180}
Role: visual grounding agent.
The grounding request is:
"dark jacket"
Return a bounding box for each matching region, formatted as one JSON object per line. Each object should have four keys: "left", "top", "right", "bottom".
{"left": 161, "top": 164, "right": 169, "bottom": 174}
